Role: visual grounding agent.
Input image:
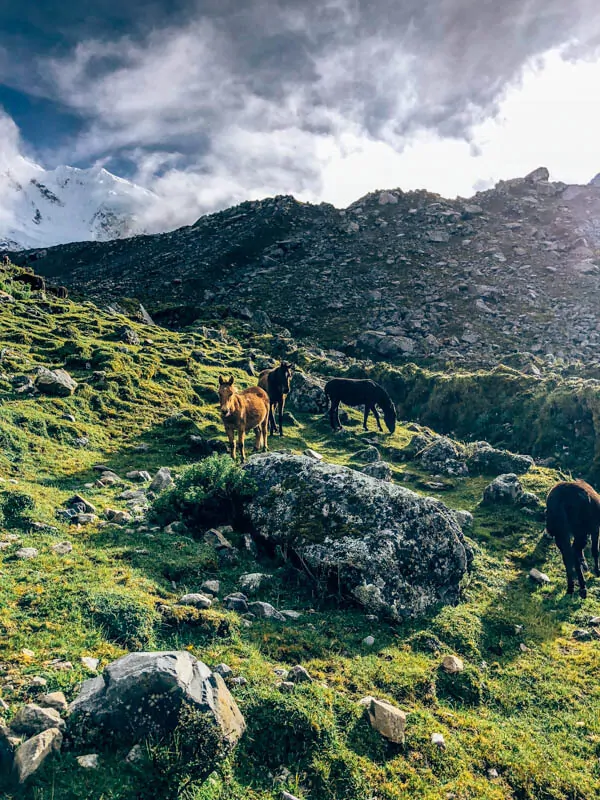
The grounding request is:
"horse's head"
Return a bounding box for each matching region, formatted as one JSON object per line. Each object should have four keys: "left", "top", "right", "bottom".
{"left": 279, "top": 361, "right": 293, "bottom": 393}
{"left": 383, "top": 402, "right": 397, "bottom": 434}
{"left": 218, "top": 375, "right": 236, "bottom": 411}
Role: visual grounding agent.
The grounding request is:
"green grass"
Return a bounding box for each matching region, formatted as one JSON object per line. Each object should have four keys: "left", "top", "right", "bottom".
{"left": 1, "top": 265, "right": 600, "bottom": 798}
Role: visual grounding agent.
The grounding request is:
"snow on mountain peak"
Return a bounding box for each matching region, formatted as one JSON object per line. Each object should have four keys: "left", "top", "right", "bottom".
{"left": 0, "top": 159, "right": 161, "bottom": 250}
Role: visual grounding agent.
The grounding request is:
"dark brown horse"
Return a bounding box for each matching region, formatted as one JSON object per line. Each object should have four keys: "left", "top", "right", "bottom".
{"left": 218, "top": 376, "right": 269, "bottom": 462}
{"left": 545, "top": 480, "right": 600, "bottom": 598}
{"left": 324, "top": 378, "right": 396, "bottom": 434}
{"left": 258, "top": 361, "right": 293, "bottom": 436}
{"left": 46, "top": 285, "right": 69, "bottom": 299}
{"left": 14, "top": 272, "right": 45, "bottom": 292}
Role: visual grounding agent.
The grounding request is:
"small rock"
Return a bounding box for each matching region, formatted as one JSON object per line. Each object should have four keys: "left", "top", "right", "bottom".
{"left": 29, "top": 676, "right": 47, "bottom": 690}
{"left": 223, "top": 594, "right": 249, "bottom": 612}
{"left": 21, "top": 649, "right": 35, "bottom": 658}
{"left": 288, "top": 665, "right": 312, "bottom": 684}
{"left": 179, "top": 594, "right": 212, "bottom": 609}
{"left": 204, "top": 528, "right": 233, "bottom": 550}
{"left": 441, "top": 655, "right": 464, "bottom": 674}
{"left": 51, "top": 542, "right": 73, "bottom": 556}
{"left": 81, "top": 657, "right": 100, "bottom": 671}
{"left": 68, "top": 494, "right": 96, "bottom": 514}
{"left": 13, "top": 727, "right": 62, "bottom": 783}
{"left": 529, "top": 568, "right": 550, "bottom": 585}
{"left": 77, "top": 753, "right": 99, "bottom": 769}
{"left": 11, "top": 704, "right": 65, "bottom": 736}
{"left": 487, "top": 768, "right": 499, "bottom": 779}
{"left": 200, "top": 580, "right": 220, "bottom": 596}
{"left": 213, "top": 664, "right": 233, "bottom": 679}
{"left": 35, "top": 368, "right": 77, "bottom": 397}
{"left": 238, "top": 573, "right": 272, "bottom": 593}
{"left": 572, "top": 629, "right": 592, "bottom": 641}
{"left": 230, "top": 677, "right": 248, "bottom": 687}
{"left": 279, "top": 681, "right": 295, "bottom": 693}
{"left": 163, "top": 521, "right": 188, "bottom": 535}
{"left": 126, "top": 743, "right": 144, "bottom": 763}
{"left": 247, "top": 601, "right": 285, "bottom": 621}
{"left": 281, "top": 610, "right": 302, "bottom": 620}
{"left": 519, "top": 643, "right": 529, "bottom": 652}
{"left": 74, "top": 513, "right": 97, "bottom": 525}
{"left": 126, "top": 471, "right": 152, "bottom": 482}
{"left": 363, "top": 635, "right": 375, "bottom": 646}
{"left": 304, "top": 448, "right": 323, "bottom": 461}
{"left": 38, "top": 692, "right": 68, "bottom": 713}
{"left": 359, "top": 696, "right": 406, "bottom": 744}
{"left": 149, "top": 467, "right": 173, "bottom": 493}
{"left": 15, "top": 548, "right": 38, "bottom": 560}
{"left": 431, "top": 732, "right": 446, "bottom": 749}
{"left": 0, "top": 697, "right": 9, "bottom": 711}
{"left": 590, "top": 616, "right": 600, "bottom": 625}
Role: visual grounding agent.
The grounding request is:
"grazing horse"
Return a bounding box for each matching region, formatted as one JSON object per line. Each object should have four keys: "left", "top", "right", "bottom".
{"left": 258, "top": 361, "right": 293, "bottom": 436}
{"left": 545, "top": 480, "right": 600, "bottom": 598}
{"left": 218, "top": 375, "right": 269, "bottom": 462}
{"left": 1, "top": 255, "right": 9, "bottom": 267}
{"left": 324, "top": 377, "right": 396, "bottom": 434}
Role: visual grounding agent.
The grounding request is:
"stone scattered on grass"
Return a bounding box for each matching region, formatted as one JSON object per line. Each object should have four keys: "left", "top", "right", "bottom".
{"left": 126, "top": 744, "right": 144, "bottom": 763}
{"left": 288, "top": 665, "right": 312, "bottom": 684}
{"left": 77, "top": 753, "right": 99, "bottom": 769}
{"left": 572, "top": 629, "right": 592, "bottom": 641}
{"left": 488, "top": 768, "right": 499, "bottom": 779}
{"left": 441, "top": 655, "right": 464, "bottom": 674}
{"left": 51, "top": 542, "right": 73, "bottom": 556}
{"left": 304, "top": 448, "right": 323, "bottom": 461}
{"left": 247, "top": 601, "right": 285, "bottom": 621}
{"left": 81, "top": 657, "right": 100, "bottom": 672}
{"left": 482, "top": 473, "right": 524, "bottom": 505}
{"left": 10, "top": 704, "right": 65, "bottom": 737}
{"left": 13, "top": 728, "right": 62, "bottom": 783}
{"left": 200, "top": 580, "right": 220, "bottom": 596}
{"left": 149, "top": 467, "right": 173, "bottom": 493}
{"left": 529, "top": 568, "right": 550, "bottom": 585}
{"left": 238, "top": 573, "right": 272, "bottom": 593}
{"left": 35, "top": 368, "right": 77, "bottom": 397}
{"left": 359, "top": 696, "right": 406, "bottom": 744}
{"left": 363, "top": 635, "right": 375, "bottom": 646}
{"left": 38, "top": 692, "right": 68, "bottom": 713}
{"left": 223, "top": 594, "right": 249, "bottom": 612}
{"left": 431, "top": 732, "right": 446, "bottom": 749}
{"left": 204, "top": 528, "right": 233, "bottom": 550}
{"left": 29, "top": 676, "right": 47, "bottom": 690}
{"left": 178, "top": 593, "right": 212, "bottom": 609}
{"left": 15, "top": 548, "right": 38, "bottom": 560}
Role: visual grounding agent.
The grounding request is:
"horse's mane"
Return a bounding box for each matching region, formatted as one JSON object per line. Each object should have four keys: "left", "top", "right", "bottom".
{"left": 374, "top": 383, "right": 395, "bottom": 414}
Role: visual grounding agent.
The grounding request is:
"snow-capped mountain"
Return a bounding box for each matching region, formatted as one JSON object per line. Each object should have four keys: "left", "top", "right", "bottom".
{"left": 0, "top": 158, "right": 161, "bottom": 250}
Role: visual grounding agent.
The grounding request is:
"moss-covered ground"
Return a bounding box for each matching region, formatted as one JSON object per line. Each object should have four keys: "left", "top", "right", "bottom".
{"left": 1, "top": 267, "right": 600, "bottom": 799}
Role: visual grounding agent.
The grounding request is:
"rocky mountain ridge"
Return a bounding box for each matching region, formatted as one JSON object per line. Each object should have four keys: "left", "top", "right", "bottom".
{"left": 10, "top": 166, "right": 600, "bottom": 369}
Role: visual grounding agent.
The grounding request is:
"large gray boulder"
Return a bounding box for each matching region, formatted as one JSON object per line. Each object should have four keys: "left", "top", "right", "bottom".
{"left": 68, "top": 651, "right": 245, "bottom": 754}
{"left": 286, "top": 371, "right": 328, "bottom": 414}
{"left": 244, "top": 453, "right": 471, "bottom": 619}
{"left": 35, "top": 368, "right": 77, "bottom": 397}
{"left": 467, "top": 442, "right": 533, "bottom": 475}
{"left": 417, "top": 436, "right": 468, "bottom": 477}
{"left": 482, "top": 473, "right": 524, "bottom": 505}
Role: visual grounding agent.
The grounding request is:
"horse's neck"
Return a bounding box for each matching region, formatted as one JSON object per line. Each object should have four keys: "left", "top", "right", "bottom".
{"left": 223, "top": 394, "right": 241, "bottom": 417}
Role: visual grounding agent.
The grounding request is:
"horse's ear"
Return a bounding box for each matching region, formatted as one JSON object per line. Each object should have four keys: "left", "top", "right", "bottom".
{"left": 218, "top": 375, "right": 224, "bottom": 385}
{"left": 227, "top": 376, "right": 234, "bottom": 386}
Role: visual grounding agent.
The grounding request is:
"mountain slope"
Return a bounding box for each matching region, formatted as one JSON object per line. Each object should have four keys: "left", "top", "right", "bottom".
{"left": 18, "top": 167, "right": 600, "bottom": 369}
{"left": 0, "top": 158, "right": 159, "bottom": 249}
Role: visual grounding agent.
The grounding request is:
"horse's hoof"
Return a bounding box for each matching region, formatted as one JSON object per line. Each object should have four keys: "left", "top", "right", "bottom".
{"left": 580, "top": 588, "right": 588, "bottom": 599}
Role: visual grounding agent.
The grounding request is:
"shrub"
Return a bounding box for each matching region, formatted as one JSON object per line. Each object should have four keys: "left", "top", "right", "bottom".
{"left": 0, "top": 490, "right": 35, "bottom": 527}
{"left": 86, "top": 590, "right": 158, "bottom": 650}
{"left": 152, "top": 454, "right": 257, "bottom": 529}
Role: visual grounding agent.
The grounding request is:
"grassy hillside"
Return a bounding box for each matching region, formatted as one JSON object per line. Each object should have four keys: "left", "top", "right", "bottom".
{"left": 1, "top": 268, "right": 600, "bottom": 799}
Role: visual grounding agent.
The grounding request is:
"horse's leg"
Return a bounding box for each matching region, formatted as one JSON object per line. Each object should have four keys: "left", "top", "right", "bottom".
{"left": 278, "top": 397, "right": 285, "bottom": 437}
{"left": 262, "top": 415, "right": 269, "bottom": 452}
{"left": 239, "top": 427, "right": 247, "bottom": 463}
{"left": 269, "top": 401, "right": 277, "bottom": 435}
{"left": 334, "top": 401, "right": 343, "bottom": 430}
{"left": 592, "top": 528, "right": 599, "bottom": 576}
{"left": 226, "top": 426, "right": 236, "bottom": 460}
{"left": 363, "top": 405, "right": 370, "bottom": 431}
{"left": 329, "top": 399, "right": 339, "bottom": 431}
{"left": 372, "top": 406, "right": 383, "bottom": 432}
{"left": 558, "top": 541, "right": 576, "bottom": 595}
{"left": 573, "top": 535, "right": 588, "bottom": 597}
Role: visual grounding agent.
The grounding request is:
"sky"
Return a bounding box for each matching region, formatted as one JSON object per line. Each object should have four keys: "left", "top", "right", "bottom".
{"left": 1, "top": 0, "right": 600, "bottom": 231}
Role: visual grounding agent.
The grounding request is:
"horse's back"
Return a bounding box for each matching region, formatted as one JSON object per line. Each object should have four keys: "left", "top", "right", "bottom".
{"left": 240, "top": 386, "right": 270, "bottom": 424}
{"left": 546, "top": 480, "right": 600, "bottom": 534}
{"left": 325, "top": 377, "right": 378, "bottom": 404}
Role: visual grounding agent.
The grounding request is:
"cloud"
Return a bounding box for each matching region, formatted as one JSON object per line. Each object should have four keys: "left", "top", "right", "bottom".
{"left": 0, "top": 110, "right": 38, "bottom": 234}
{"left": 3, "top": 0, "right": 600, "bottom": 231}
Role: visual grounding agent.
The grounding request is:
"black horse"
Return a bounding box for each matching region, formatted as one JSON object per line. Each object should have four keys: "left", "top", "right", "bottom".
{"left": 258, "top": 361, "right": 293, "bottom": 436}
{"left": 324, "top": 378, "right": 396, "bottom": 433}
{"left": 545, "top": 480, "right": 600, "bottom": 598}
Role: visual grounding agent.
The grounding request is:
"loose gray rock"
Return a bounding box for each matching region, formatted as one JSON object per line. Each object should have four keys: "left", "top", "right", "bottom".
{"left": 126, "top": 743, "right": 144, "bottom": 763}
{"left": 529, "top": 568, "right": 550, "bottom": 585}
{"left": 288, "top": 665, "right": 312, "bottom": 683}
{"left": 359, "top": 696, "right": 406, "bottom": 743}
{"left": 353, "top": 446, "right": 380, "bottom": 463}
{"left": 204, "top": 528, "right": 233, "bottom": 550}
{"left": 35, "top": 368, "right": 77, "bottom": 397}
{"left": 361, "top": 462, "right": 393, "bottom": 481}
{"left": 238, "top": 573, "right": 272, "bottom": 593}
{"left": 39, "top": 692, "right": 68, "bottom": 713}
{"left": 453, "top": 510, "right": 474, "bottom": 532}
{"left": 482, "top": 474, "right": 524, "bottom": 505}
{"left": 15, "top": 548, "right": 38, "bottom": 560}
{"left": 13, "top": 728, "right": 62, "bottom": 783}
{"left": 431, "top": 732, "right": 446, "bottom": 749}
{"left": 200, "top": 580, "right": 221, "bottom": 596}
{"left": 244, "top": 453, "right": 471, "bottom": 619}
{"left": 81, "top": 657, "right": 100, "bottom": 671}
{"left": 51, "top": 542, "right": 73, "bottom": 556}
{"left": 223, "top": 594, "right": 249, "bottom": 613}
{"left": 68, "top": 651, "right": 245, "bottom": 755}
{"left": 178, "top": 593, "right": 212, "bottom": 609}
{"left": 213, "top": 664, "right": 233, "bottom": 679}
{"left": 149, "top": 467, "right": 173, "bottom": 493}
{"left": 467, "top": 442, "right": 534, "bottom": 476}
{"left": 247, "top": 601, "right": 286, "bottom": 621}
{"left": 77, "top": 753, "right": 100, "bottom": 769}
{"left": 441, "top": 655, "right": 464, "bottom": 674}
{"left": 418, "top": 437, "right": 468, "bottom": 477}
{"left": 11, "top": 704, "right": 65, "bottom": 737}
{"left": 68, "top": 494, "right": 96, "bottom": 514}
{"left": 286, "top": 371, "right": 328, "bottom": 414}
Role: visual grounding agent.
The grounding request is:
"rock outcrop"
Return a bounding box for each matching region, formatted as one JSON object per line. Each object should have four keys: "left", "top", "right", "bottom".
{"left": 244, "top": 453, "right": 471, "bottom": 619}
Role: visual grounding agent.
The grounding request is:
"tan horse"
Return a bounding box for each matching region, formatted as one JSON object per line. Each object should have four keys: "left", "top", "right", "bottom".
{"left": 218, "top": 376, "right": 270, "bottom": 462}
